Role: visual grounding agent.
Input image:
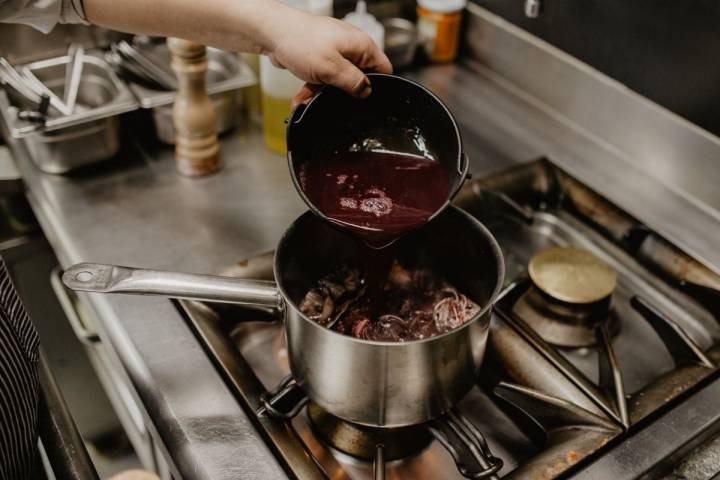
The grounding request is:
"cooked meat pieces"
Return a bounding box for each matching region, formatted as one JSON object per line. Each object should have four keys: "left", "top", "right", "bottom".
{"left": 300, "top": 261, "right": 480, "bottom": 341}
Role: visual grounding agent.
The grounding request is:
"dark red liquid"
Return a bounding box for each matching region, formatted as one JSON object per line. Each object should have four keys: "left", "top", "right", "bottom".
{"left": 299, "top": 151, "right": 449, "bottom": 248}
{"left": 300, "top": 151, "right": 449, "bottom": 305}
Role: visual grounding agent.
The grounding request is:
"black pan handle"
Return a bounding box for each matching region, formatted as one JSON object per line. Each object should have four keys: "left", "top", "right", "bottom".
{"left": 458, "top": 152, "right": 470, "bottom": 176}
{"left": 449, "top": 153, "right": 472, "bottom": 202}
{"left": 288, "top": 85, "right": 327, "bottom": 127}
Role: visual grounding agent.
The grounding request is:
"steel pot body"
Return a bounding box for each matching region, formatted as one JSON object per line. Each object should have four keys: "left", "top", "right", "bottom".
{"left": 275, "top": 206, "right": 503, "bottom": 427}
{"left": 283, "top": 298, "right": 490, "bottom": 426}
{"left": 63, "top": 206, "right": 504, "bottom": 427}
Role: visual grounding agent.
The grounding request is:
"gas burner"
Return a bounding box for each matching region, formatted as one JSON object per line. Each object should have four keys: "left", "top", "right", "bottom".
{"left": 514, "top": 246, "right": 619, "bottom": 347}
{"left": 307, "top": 402, "right": 432, "bottom": 462}
{"left": 529, "top": 246, "right": 617, "bottom": 304}
{"left": 180, "top": 159, "right": 720, "bottom": 479}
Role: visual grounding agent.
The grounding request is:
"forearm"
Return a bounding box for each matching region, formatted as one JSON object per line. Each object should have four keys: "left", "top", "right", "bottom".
{"left": 83, "top": 0, "right": 295, "bottom": 54}
{"left": 81, "top": 0, "right": 391, "bottom": 99}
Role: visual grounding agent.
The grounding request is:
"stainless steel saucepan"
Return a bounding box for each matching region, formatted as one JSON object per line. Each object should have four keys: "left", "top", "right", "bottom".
{"left": 63, "top": 206, "right": 504, "bottom": 428}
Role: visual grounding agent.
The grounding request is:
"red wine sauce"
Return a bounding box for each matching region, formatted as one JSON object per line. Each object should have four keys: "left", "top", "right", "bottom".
{"left": 300, "top": 151, "right": 449, "bottom": 305}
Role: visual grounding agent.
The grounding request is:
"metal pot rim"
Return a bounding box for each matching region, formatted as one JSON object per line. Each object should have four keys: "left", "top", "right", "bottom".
{"left": 273, "top": 205, "right": 505, "bottom": 347}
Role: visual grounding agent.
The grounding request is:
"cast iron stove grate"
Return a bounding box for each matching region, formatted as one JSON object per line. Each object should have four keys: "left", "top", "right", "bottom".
{"left": 178, "top": 158, "right": 720, "bottom": 479}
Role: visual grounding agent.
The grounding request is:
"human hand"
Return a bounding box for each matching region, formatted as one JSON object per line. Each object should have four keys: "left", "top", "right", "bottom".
{"left": 82, "top": 0, "right": 391, "bottom": 107}
{"left": 263, "top": 8, "right": 392, "bottom": 107}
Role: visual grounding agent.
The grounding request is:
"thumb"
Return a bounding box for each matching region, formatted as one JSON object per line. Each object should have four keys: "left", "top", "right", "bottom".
{"left": 321, "top": 57, "right": 372, "bottom": 98}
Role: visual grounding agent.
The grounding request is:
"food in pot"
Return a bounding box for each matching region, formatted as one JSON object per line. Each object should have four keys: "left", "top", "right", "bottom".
{"left": 299, "top": 261, "right": 480, "bottom": 341}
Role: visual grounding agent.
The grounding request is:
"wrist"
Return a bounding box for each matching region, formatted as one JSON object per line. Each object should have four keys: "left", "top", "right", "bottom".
{"left": 253, "top": 1, "right": 308, "bottom": 56}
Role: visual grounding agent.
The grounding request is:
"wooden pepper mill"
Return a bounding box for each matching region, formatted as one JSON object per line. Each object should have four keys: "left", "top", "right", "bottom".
{"left": 167, "top": 38, "right": 221, "bottom": 176}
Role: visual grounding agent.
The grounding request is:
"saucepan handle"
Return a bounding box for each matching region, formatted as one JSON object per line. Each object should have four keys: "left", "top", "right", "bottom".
{"left": 62, "top": 263, "right": 282, "bottom": 309}
{"left": 448, "top": 153, "right": 472, "bottom": 202}
{"left": 458, "top": 152, "right": 470, "bottom": 176}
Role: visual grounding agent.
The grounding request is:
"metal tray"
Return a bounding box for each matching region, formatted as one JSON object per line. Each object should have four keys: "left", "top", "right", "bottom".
{"left": 0, "top": 51, "right": 138, "bottom": 138}
{"left": 127, "top": 46, "right": 257, "bottom": 109}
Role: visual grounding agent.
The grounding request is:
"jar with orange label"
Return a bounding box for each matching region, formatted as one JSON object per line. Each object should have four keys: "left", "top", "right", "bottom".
{"left": 417, "top": 0, "right": 467, "bottom": 63}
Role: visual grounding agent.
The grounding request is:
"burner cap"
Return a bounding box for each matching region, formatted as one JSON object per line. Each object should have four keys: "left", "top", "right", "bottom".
{"left": 307, "top": 403, "right": 432, "bottom": 461}
{"left": 529, "top": 247, "right": 617, "bottom": 304}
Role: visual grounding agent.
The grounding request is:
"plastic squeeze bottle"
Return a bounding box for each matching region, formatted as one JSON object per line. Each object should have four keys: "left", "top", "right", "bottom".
{"left": 260, "top": 0, "right": 333, "bottom": 154}
{"left": 343, "top": 1, "right": 385, "bottom": 50}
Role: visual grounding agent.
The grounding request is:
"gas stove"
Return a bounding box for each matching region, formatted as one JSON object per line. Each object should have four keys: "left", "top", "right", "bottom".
{"left": 178, "top": 159, "right": 720, "bottom": 479}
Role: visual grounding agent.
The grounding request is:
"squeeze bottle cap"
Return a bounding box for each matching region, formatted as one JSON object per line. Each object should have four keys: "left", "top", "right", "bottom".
{"left": 343, "top": 1, "right": 385, "bottom": 50}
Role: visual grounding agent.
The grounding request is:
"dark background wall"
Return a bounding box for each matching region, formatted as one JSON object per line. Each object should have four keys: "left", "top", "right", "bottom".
{"left": 470, "top": 0, "right": 720, "bottom": 136}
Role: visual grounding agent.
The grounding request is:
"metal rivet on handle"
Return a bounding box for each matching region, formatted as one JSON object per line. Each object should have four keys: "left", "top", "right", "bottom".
{"left": 75, "top": 271, "right": 94, "bottom": 282}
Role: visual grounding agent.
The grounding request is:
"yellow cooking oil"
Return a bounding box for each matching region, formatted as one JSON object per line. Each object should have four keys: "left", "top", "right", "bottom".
{"left": 261, "top": 93, "right": 293, "bottom": 154}
{"left": 260, "top": 56, "right": 304, "bottom": 155}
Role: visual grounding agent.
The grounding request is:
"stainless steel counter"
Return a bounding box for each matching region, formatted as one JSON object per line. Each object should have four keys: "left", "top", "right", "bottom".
{"left": 4, "top": 21, "right": 720, "bottom": 479}
{"left": 3, "top": 69, "right": 529, "bottom": 479}
{"left": 15, "top": 129, "right": 304, "bottom": 479}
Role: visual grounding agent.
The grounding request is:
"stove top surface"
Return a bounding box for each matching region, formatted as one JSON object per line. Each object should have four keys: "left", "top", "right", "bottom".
{"left": 179, "top": 159, "right": 720, "bottom": 479}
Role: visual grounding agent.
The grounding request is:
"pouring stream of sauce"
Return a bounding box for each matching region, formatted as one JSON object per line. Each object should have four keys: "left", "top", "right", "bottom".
{"left": 300, "top": 150, "right": 449, "bottom": 304}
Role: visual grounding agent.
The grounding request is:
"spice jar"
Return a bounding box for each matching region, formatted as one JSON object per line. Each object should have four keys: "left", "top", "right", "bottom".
{"left": 417, "top": 0, "right": 467, "bottom": 63}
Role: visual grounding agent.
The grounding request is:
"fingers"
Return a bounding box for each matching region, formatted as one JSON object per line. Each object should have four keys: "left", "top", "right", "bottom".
{"left": 346, "top": 33, "right": 393, "bottom": 75}
{"left": 292, "top": 83, "right": 322, "bottom": 109}
{"left": 365, "top": 46, "right": 393, "bottom": 75}
{"left": 267, "top": 54, "right": 285, "bottom": 70}
{"left": 318, "top": 56, "right": 373, "bottom": 98}
{"left": 283, "top": 23, "right": 394, "bottom": 101}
